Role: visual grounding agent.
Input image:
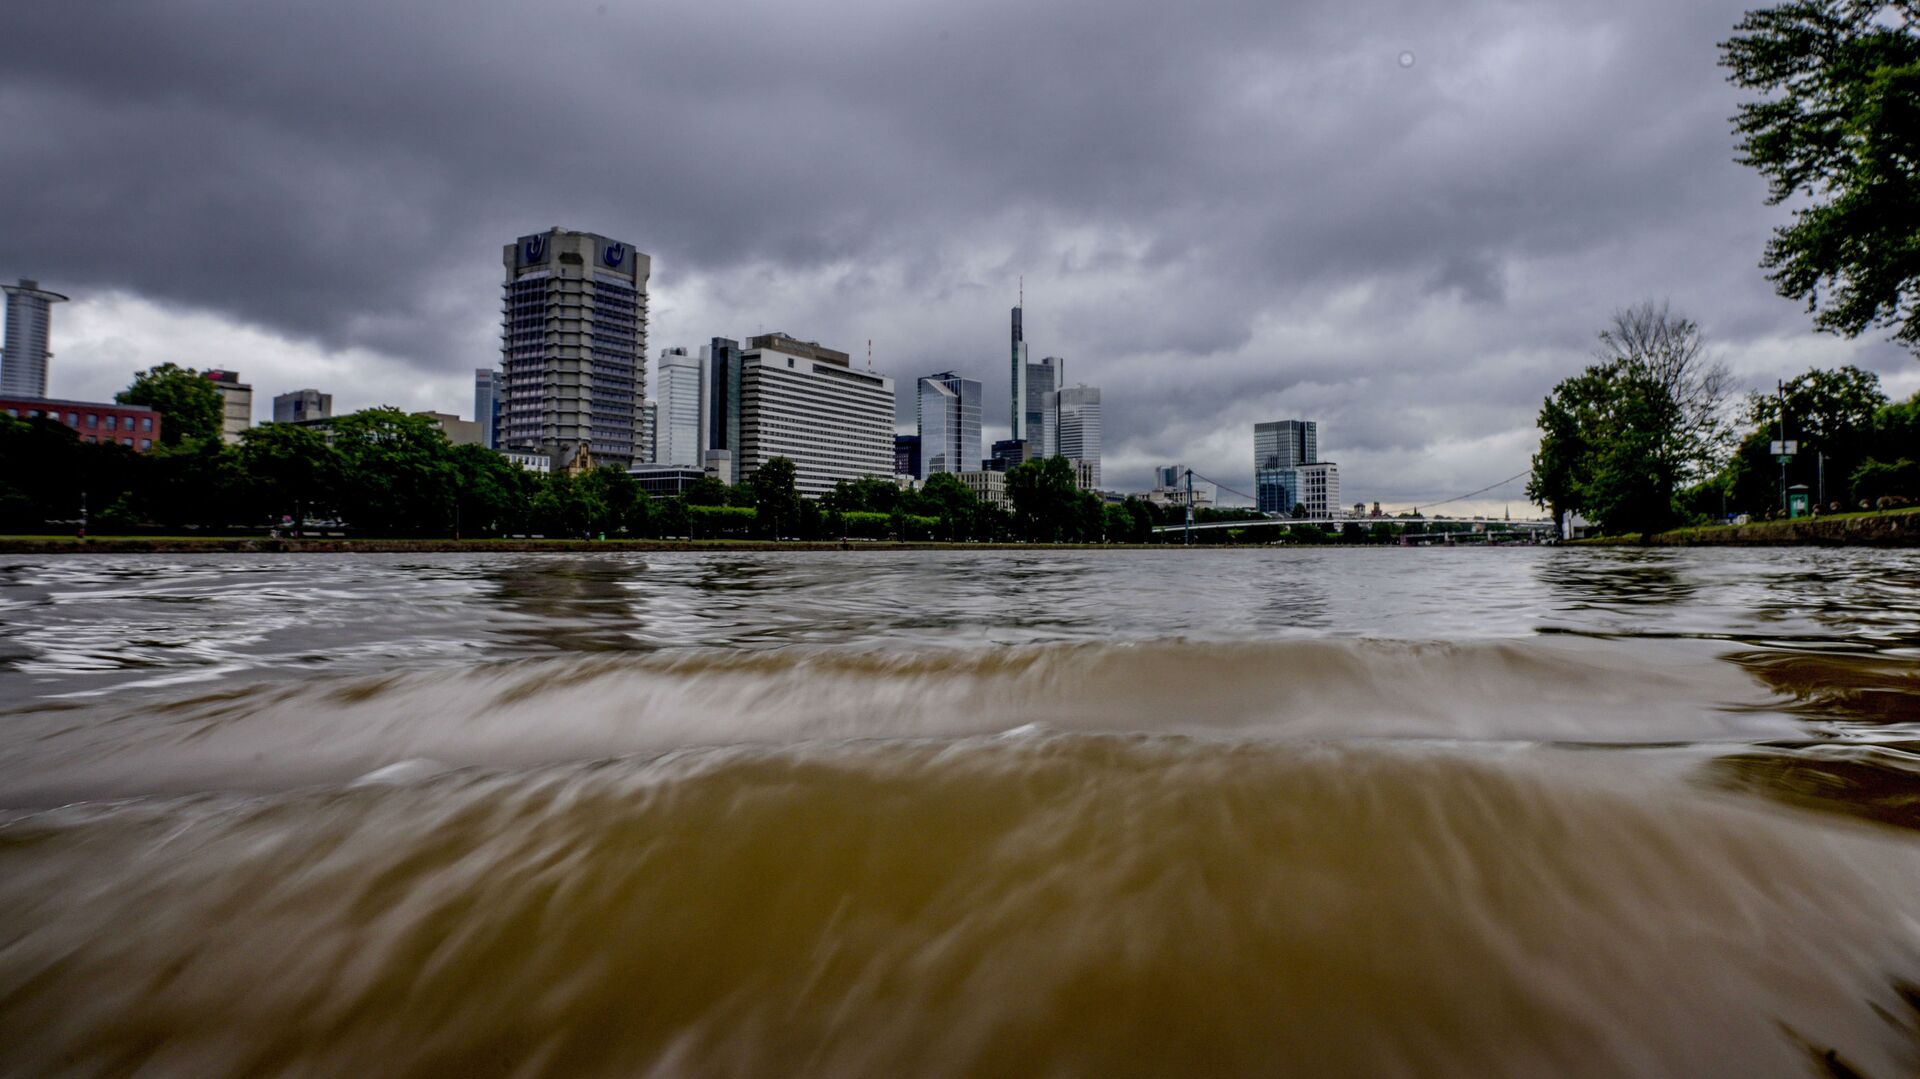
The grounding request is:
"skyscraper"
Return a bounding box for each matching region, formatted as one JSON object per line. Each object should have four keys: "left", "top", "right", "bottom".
{"left": 1, "top": 279, "right": 69, "bottom": 399}
{"left": 1009, "top": 299, "right": 1027, "bottom": 441}
{"left": 473, "top": 369, "right": 501, "bottom": 448}
{"left": 1026, "top": 355, "right": 1062, "bottom": 457}
{"left": 1254, "top": 419, "right": 1318, "bottom": 514}
{"left": 706, "top": 337, "right": 743, "bottom": 458}
{"left": 499, "top": 228, "right": 650, "bottom": 465}
{"left": 916, "top": 370, "right": 981, "bottom": 479}
{"left": 1054, "top": 383, "right": 1102, "bottom": 488}
{"left": 656, "top": 346, "right": 708, "bottom": 467}
{"left": 736, "top": 332, "right": 893, "bottom": 498}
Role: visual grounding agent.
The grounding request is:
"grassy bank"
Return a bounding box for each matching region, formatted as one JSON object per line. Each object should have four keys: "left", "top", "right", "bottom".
{"left": 1581, "top": 506, "right": 1920, "bottom": 547}
{"left": 0, "top": 535, "right": 1184, "bottom": 554}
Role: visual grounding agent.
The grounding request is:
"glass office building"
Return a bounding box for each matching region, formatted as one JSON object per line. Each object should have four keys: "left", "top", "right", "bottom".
{"left": 916, "top": 370, "right": 981, "bottom": 479}
{"left": 1254, "top": 419, "right": 1317, "bottom": 514}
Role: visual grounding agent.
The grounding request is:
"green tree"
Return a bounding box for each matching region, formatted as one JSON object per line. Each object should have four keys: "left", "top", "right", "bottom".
{"left": 237, "top": 422, "right": 337, "bottom": 530}
{"left": 449, "top": 442, "right": 538, "bottom": 536}
{"left": 328, "top": 408, "right": 457, "bottom": 535}
{"left": 1529, "top": 304, "right": 1732, "bottom": 534}
{"left": 745, "top": 457, "right": 802, "bottom": 538}
{"left": 1722, "top": 2, "right": 1920, "bottom": 351}
{"left": 920, "top": 472, "right": 980, "bottom": 540}
{"left": 116, "top": 362, "right": 223, "bottom": 446}
{"left": 1005, "top": 456, "right": 1080, "bottom": 541}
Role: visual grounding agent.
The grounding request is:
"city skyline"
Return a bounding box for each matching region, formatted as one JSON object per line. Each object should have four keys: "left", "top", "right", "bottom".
{"left": 5, "top": 1, "right": 1918, "bottom": 510}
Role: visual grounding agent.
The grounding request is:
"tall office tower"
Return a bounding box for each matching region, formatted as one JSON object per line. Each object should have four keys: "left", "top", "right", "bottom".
{"left": 204, "top": 370, "right": 252, "bottom": 443}
{"left": 1053, "top": 383, "right": 1102, "bottom": 488}
{"left": 273, "top": 388, "right": 332, "bottom": 424}
{"left": 1254, "top": 419, "right": 1318, "bottom": 514}
{"left": 894, "top": 434, "right": 921, "bottom": 478}
{"left": 473, "top": 369, "right": 502, "bottom": 448}
{"left": 2, "top": 279, "right": 69, "bottom": 398}
{"left": 736, "top": 332, "right": 893, "bottom": 498}
{"left": 1009, "top": 301, "right": 1027, "bottom": 440}
{"left": 1026, "top": 355, "right": 1062, "bottom": 457}
{"left": 655, "top": 347, "right": 708, "bottom": 467}
{"left": 915, "top": 370, "right": 981, "bottom": 479}
{"left": 499, "top": 228, "right": 649, "bottom": 465}
{"left": 639, "top": 401, "right": 657, "bottom": 464}
{"left": 1296, "top": 461, "right": 1341, "bottom": 518}
{"left": 706, "top": 337, "right": 743, "bottom": 456}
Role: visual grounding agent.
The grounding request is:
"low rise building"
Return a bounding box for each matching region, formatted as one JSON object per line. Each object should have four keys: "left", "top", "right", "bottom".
{"left": 0, "top": 396, "right": 162, "bottom": 451}
{"left": 627, "top": 465, "right": 707, "bottom": 497}
{"left": 416, "top": 411, "right": 485, "bottom": 446}
{"left": 955, "top": 469, "right": 1008, "bottom": 509}
{"left": 499, "top": 449, "right": 551, "bottom": 473}
{"left": 205, "top": 369, "right": 252, "bottom": 443}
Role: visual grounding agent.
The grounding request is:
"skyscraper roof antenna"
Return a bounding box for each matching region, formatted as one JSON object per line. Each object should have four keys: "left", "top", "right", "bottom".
{"left": 867, "top": 339, "right": 873, "bottom": 372}
{"left": 1019, "top": 275, "right": 1023, "bottom": 308}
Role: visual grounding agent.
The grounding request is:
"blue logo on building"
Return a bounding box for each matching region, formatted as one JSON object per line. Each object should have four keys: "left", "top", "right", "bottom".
{"left": 522, "top": 236, "right": 546, "bottom": 262}
{"left": 603, "top": 242, "right": 626, "bottom": 267}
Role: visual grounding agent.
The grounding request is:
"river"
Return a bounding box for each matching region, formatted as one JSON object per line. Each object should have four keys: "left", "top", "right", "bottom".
{"left": 2, "top": 548, "right": 1918, "bottom": 1076}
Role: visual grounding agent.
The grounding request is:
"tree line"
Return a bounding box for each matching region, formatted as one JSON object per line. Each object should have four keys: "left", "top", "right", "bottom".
{"left": 1529, "top": 303, "right": 1920, "bottom": 535}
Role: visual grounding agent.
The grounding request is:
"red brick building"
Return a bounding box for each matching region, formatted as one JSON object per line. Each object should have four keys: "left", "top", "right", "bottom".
{"left": 0, "top": 397, "right": 163, "bottom": 451}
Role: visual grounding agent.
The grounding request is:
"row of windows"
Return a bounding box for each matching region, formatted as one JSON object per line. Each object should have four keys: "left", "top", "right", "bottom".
{"left": 6, "top": 407, "right": 155, "bottom": 433}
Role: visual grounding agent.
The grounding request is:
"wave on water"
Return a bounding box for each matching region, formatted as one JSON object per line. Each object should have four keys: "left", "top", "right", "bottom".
{"left": 3, "top": 736, "right": 1919, "bottom": 1077}
{"left": 0, "top": 637, "right": 1793, "bottom": 805}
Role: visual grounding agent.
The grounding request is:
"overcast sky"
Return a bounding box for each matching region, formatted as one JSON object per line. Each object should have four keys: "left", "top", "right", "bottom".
{"left": 3, "top": 0, "right": 1914, "bottom": 510}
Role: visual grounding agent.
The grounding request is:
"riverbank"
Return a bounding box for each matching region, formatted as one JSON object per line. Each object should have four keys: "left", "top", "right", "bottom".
{"left": 0, "top": 535, "right": 1175, "bottom": 554}
{"left": 1582, "top": 506, "right": 1920, "bottom": 547}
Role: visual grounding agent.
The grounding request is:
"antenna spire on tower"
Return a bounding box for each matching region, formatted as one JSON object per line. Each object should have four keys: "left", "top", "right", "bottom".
{"left": 1019, "top": 275, "right": 1023, "bottom": 307}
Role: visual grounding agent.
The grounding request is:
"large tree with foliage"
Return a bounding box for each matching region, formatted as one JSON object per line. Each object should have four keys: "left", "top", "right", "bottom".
{"left": 1529, "top": 304, "right": 1733, "bottom": 534}
{"left": 237, "top": 422, "right": 337, "bottom": 529}
{"left": 745, "top": 457, "right": 802, "bottom": 539}
{"left": 116, "top": 363, "right": 223, "bottom": 446}
{"left": 1722, "top": 1, "right": 1920, "bottom": 351}
{"left": 328, "top": 408, "right": 457, "bottom": 535}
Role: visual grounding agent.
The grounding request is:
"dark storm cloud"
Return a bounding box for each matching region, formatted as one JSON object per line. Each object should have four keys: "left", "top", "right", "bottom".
{"left": 2, "top": 0, "right": 1913, "bottom": 501}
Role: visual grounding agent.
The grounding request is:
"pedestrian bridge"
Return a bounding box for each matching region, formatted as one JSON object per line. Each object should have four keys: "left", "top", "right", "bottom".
{"left": 1151, "top": 515, "right": 1555, "bottom": 535}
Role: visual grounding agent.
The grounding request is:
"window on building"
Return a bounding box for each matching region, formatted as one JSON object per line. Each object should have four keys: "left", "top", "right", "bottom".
{"left": 86, "top": 414, "right": 98, "bottom": 428}
{"left": 66, "top": 412, "right": 78, "bottom": 425}
{"left": 122, "top": 437, "right": 133, "bottom": 446}
{"left": 140, "top": 417, "right": 153, "bottom": 431}
{"left": 105, "top": 416, "right": 117, "bottom": 431}
{"left": 140, "top": 439, "right": 152, "bottom": 450}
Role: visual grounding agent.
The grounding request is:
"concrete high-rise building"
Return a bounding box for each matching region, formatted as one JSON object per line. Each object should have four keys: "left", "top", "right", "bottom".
{"left": 639, "top": 401, "right": 657, "bottom": 464}
{"left": 499, "top": 227, "right": 649, "bottom": 465}
{"left": 915, "top": 370, "right": 981, "bottom": 479}
{"left": 473, "top": 369, "right": 501, "bottom": 448}
{"left": 416, "top": 411, "right": 485, "bottom": 446}
{"left": 273, "top": 389, "right": 332, "bottom": 424}
{"left": 1053, "top": 383, "right": 1101, "bottom": 488}
{"left": 1297, "top": 461, "right": 1341, "bottom": 519}
{"left": 736, "top": 332, "right": 893, "bottom": 498}
{"left": 205, "top": 370, "right": 252, "bottom": 444}
{"left": 1255, "top": 419, "right": 1317, "bottom": 514}
{"left": 656, "top": 347, "right": 708, "bottom": 467}
{"left": 1026, "top": 355, "right": 1062, "bottom": 457}
{"left": 2, "top": 279, "right": 68, "bottom": 399}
